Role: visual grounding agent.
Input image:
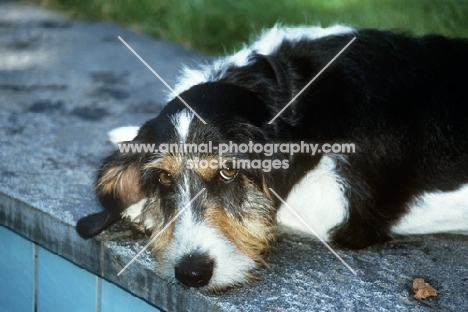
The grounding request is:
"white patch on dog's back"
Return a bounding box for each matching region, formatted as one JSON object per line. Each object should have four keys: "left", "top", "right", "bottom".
{"left": 392, "top": 185, "right": 468, "bottom": 235}
{"left": 251, "top": 24, "right": 355, "bottom": 57}
{"left": 276, "top": 155, "right": 348, "bottom": 241}
{"left": 170, "top": 110, "right": 193, "bottom": 142}
{"left": 169, "top": 24, "right": 355, "bottom": 100}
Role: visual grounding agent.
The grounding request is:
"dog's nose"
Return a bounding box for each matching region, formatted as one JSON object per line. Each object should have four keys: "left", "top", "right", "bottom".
{"left": 174, "top": 253, "right": 214, "bottom": 288}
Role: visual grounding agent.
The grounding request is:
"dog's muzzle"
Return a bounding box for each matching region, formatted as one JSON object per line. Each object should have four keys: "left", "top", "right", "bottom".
{"left": 174, "top": 253, "right": 214, "bottom": 288}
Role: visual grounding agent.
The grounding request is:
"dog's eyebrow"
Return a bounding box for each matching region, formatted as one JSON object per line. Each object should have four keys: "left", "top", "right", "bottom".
{"left": 194, "top": 166, "right": 219, "bottom": 181}
{"left": 143, "top": 155, "right": 183, "bottom": 174}
{"left": 216, "top": 152, "right": 250, "bottom": 159}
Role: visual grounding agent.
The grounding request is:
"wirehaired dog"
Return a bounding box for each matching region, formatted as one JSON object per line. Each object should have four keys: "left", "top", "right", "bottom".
{"left": 77, "top": 25, "right": 468, "bottom": 291}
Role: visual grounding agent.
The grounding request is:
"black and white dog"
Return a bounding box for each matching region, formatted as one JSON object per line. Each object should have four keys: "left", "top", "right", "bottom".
{"left": 77, "top": 25, "right": 468, "bottom": 291}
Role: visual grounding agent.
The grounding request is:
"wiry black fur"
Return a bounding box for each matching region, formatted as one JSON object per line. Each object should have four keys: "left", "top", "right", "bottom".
{"left": 78, "top": 29, "right": 468, "bottom": 251}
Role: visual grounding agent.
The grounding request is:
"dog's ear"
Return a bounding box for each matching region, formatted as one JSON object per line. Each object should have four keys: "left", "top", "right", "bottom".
{"left": 258, "top": 54, "right": 292, "bottom": 100}
{"left": 76, "top": 151, "right": 146, "bottom": 239}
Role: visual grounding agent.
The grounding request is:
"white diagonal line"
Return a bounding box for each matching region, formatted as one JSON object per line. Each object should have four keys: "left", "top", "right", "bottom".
{"left": 117, "top": 188, "right": 206, "bottom": 276}
{"left": 118, "top": 36, "right": 207, "bottom": 125}
{"left": 268, "top": 37, "right": 356, "bottom": 124}
{"left": 269, "top": 188, "right": 357, "bottom": 275}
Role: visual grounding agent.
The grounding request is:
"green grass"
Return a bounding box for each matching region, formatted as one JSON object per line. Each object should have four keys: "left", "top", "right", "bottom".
{"left": 30, "top": 0, "right": 468, "bottom": 55}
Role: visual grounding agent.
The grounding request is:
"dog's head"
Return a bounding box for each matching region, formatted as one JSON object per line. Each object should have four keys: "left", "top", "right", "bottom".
{"left": 77, "top": 82, "right": 290, "bottom": 291}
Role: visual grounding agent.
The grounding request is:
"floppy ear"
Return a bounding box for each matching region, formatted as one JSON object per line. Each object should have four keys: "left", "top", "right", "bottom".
{"left": 258, "top": 54, "right": 292, "bottom": 100}
{"left": 76, "top": 151, "right": 146, "bottom": 239}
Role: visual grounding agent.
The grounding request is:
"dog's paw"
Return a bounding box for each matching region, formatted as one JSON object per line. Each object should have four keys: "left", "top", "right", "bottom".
{"left": 107, "top": 126, "right": 139, "bottom": 146}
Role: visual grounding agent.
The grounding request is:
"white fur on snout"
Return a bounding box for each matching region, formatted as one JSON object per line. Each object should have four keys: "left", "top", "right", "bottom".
{"left": 163, "top": 208, "right": 256, "bottom": 290}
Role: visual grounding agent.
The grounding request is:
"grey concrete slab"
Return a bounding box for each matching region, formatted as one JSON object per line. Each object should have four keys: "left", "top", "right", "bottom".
{"left": 0, "top": 2, "right": 467, "bottom": 311}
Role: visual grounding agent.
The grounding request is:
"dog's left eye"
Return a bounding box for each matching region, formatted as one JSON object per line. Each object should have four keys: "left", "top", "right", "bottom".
{"left": 219, "top": 167, "right": 238, "bottom": 182}
{"left": 159, "top": 171, "right": 173, "bottom": 186}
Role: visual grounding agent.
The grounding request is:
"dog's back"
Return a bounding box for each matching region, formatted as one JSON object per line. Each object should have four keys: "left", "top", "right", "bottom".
{"left": 269, "top": 29, "right": 468, "bottom": 248}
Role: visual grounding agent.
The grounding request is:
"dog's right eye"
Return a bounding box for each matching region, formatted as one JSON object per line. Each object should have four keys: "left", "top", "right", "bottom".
{"left": 159, "top": 171, "right": 173, "bottom": 186}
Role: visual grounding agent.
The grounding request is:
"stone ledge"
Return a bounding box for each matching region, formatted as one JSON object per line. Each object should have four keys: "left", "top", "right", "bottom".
{"left": 1, "top": 2, "right": 467, "bottom": 311}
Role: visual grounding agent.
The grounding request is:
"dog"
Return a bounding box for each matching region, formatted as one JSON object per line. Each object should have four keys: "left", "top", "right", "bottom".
{"left": 77, "top": 25, "right": 468, "bottom": 291}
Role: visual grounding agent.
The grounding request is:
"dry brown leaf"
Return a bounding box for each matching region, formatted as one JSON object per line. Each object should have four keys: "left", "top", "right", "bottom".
{"left": 413, "top": 278, "right": 438, "bottom": 300}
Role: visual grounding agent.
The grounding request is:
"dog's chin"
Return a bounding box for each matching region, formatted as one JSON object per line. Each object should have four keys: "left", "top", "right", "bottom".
{"left": 194, "top": 273, "right": 258, "bottom": 294}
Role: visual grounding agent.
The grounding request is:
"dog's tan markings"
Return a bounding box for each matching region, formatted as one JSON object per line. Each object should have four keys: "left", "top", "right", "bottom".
{"left": 141, "top": 197, "right": 176, "bottom": 261}
{"left": 192, "top": 156, "right": 220, "bottom": 181}
{"left": 96, "top": 163, "right": 144, "bottom": 207}
{"left": 205, "top": 206, "right": 276, "bottom": 264}
{"left": 192, "top": 156, "right": 240, "bottom": 181}
{"left": 144, "top": 155, "right": 183, "bottom": 176}
{"left": 261, "top": 175, "right": 273, "bottom": 201}
{"left": 194, "top": 166, "right": 218, "bottom": 181}
{"left": 151, "top": 223, "right": 175, "bottom": 260}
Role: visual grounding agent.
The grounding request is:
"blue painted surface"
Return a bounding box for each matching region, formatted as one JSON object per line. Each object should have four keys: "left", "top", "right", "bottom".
{"left": 37, "top": 246, "right": 95, "bottom": 312}
{"left": 0, "top": 226, "right": 161, "bottom": 312}
{"left": 0, "top": 226, "right": 34, "bottom": 312}
{"left": 101, "top": 279, "right": 160, "bottom": 312}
